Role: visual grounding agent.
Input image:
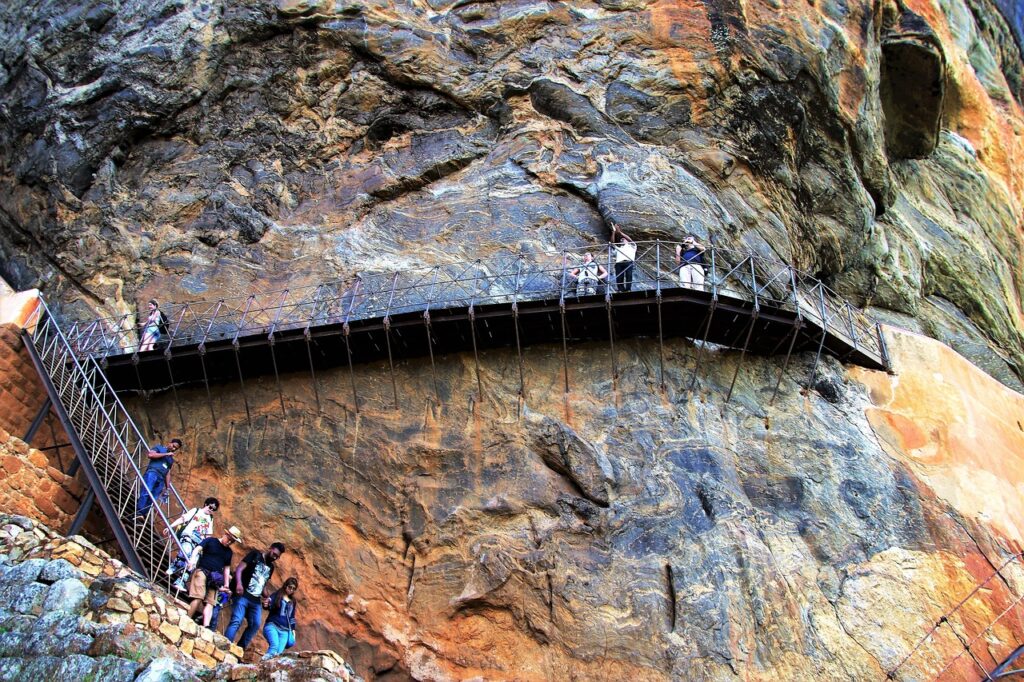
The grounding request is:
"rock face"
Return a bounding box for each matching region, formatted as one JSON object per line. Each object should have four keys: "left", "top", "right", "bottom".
{"left": 1, "top": 0, "right": 1023, "bottom": 680}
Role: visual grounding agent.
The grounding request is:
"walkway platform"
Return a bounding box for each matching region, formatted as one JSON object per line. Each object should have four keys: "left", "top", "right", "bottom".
{"left": 61, "top": 242, "right": 888, "bottom": 398}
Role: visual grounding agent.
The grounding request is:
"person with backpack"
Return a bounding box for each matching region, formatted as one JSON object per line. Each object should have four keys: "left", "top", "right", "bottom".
{"left": 139, "top": 299, "right": 166, "bottom": 352}
{"left": 163, "top": 497, "right": 219, "bottom": 590}
{"left": 262, "top": 577, "right": 299, "bottom": 659}
{"left": 135, "top": 438, "right": 182, "bottom": 518}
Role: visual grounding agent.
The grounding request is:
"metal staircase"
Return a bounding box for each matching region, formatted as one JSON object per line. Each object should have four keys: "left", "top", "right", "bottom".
{"left": 21, "top": 297, "right": 188, "bottom": 591}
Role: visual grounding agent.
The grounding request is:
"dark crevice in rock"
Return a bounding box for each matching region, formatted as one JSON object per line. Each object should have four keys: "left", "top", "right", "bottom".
{"left": 665, "top": 564, "right": 677, "bottom": 632}
{"left": 880, "top": 10, "right": 946, "bottom": 160}
{"left": 695, "top": 486, "right": 716, "bottom": 522}
{"left": 528, "top": 79, "right": 631, "bottom": 144}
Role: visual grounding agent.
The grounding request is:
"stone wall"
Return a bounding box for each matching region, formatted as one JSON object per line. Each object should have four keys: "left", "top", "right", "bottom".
{"left": 0, "top": 427, "right": 83, "bottom": 534}
{"left": 0, "top": 513, "right": 355, "bottom": 681}
{"left": 0, "top": 290, "right": 67, "bottom": 460}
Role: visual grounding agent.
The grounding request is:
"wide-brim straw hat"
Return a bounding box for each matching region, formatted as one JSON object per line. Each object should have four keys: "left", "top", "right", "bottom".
{"left": 226, "top": 526, "right": 243, "bottom": 543}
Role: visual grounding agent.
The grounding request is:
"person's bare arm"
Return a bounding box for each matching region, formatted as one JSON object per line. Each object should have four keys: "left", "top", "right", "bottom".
{"left": 187, "top": 544, "right": 203, "bottom": 570}
{"left": 221, "top": 563, "right": 231, "bottom": 592}
{"left": 234, "top": 561, "right": 247, "bottom": 595}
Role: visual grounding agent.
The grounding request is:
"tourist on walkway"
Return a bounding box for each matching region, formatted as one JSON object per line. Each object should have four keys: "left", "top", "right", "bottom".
{"left": 185, "top": 526, "right": 241, "bottom": 628}
{"left": 135, "top": 438, "right": 181, "bottom": 518}
{"left": 675, "top": 235, "right": 706, "bottom": 290}
{"left": 569, "top": 252, "right": 608, "bottom": 297}
{"left": 164, "top": 497, "right": 219, "bottom": 590}
{"left": 611, "top": 225, "right": 637, "bottom": 292}
{"left": 262, "top": 577, "right": 299, "bottom": 659}
{"left": 139, "top": 299, "right": 165, "bottom": 352}
{"left": 225, "top": 542, "right": 286, "bottom": 649}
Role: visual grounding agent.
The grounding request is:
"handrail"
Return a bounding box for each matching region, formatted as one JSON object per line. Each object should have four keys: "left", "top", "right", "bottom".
{"left": 23, "top": 298, "right": 189, "bottom": 586}
{"left": 53, "top": 241, "right": 886, "bottom": 368}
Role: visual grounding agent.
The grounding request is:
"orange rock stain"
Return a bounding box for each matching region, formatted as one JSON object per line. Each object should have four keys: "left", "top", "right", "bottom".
{"left": 853, "top": 327, "right": 1024, "bottom": 544}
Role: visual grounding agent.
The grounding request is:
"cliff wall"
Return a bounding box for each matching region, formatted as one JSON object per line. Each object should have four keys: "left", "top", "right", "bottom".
{"left": 1, "top": 0, "right": 1023, "bottom": 680}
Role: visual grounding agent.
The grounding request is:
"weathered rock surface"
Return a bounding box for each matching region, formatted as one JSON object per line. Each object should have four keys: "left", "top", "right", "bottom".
{"left": 1, "top": 0, "right": 1023, "bottom": 680}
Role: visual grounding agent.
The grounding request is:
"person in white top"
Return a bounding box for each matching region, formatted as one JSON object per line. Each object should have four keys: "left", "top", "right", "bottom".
{"left": 611, "top": 225, "right": 637, "bottom": 292}
{"left": 569, "top": 252, "right": 609, "bottom": 297}
{"left": 164, "top": 497, "right": 219, "bottom": 590}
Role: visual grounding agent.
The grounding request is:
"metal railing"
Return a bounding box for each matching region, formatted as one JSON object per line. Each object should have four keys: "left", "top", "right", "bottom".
{"left": 61, "top": 241, "right": 886, "bottom": 367}
{"left": 23, "top": 298, "right": 190, "bottom": 591}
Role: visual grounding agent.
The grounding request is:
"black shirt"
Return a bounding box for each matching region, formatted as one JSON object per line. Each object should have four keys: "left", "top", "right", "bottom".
{"left": 239, "top": 550, "right": 274, "bottom": 599}
{"left": 196, "top": 536, "right": 233, "bottom": 574}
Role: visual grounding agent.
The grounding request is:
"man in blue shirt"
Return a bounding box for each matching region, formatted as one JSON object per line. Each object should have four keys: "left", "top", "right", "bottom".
{"left": 135, "top": 438, "right": 182, "bottom": 518}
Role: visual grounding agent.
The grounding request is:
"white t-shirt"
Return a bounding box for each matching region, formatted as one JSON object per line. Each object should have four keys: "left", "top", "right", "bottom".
{"left": 614, "top": 242, "right": 637, "bottom": 263}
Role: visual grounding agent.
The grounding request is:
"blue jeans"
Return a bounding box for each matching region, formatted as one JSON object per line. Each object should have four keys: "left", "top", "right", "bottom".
{"left": 262, "top": 622, "right": 292, "bottom": 658}
{"left": 225, "top": 594, "right": 263, "bottom": 648}
{"left": 136, "top": 469, "right": 165, "bottom": 516}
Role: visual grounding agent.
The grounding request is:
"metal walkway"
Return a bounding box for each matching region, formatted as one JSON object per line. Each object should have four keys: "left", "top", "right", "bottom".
{"left": 22, "top": 298, "right": 189, "bottom": 591}
{"left": 63, "top": 242, "right": 888, "bottom": 412}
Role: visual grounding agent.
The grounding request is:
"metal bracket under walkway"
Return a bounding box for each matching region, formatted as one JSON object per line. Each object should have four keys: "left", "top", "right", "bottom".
{"left": 62, "top": 242, "right": 889, "bottom": 415}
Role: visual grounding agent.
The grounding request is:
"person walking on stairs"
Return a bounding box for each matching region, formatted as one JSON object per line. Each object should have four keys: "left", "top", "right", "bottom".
{"left": 185, "top": 526, "right": 241, "bottom": 628}
{"left": 135, "top": 438, "right": 181, "bottom": 519}
{"left": 262, "top": 577, "right": 299, "bottom": 659}
{"left": 225, "top": 541, "right": 286, "bottom": 650}
{"left": 164, "top": 496, "right": 219, "bottom": 590}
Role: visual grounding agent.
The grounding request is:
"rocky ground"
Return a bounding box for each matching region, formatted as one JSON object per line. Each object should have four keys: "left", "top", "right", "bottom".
{"left": 1, "top": 0, "right": 1023, "bottom": 680}
{"left": 0, "top": 512, "right": 357, "bottom": 681}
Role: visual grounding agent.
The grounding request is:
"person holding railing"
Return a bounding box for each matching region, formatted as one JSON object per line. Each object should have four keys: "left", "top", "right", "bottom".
{"left": 139, "top": 299, "right": 167, "bottom": 352}
{"left": 135, "top": 438, "right": 182, "bottom": 518}
{"left": 611, "top": 225, "right": 637, "bottom": 292}
{"left": 262, "top": 577, "right": 299, "bottom": 659}
{"left": 568, "top": 252, "right": 608, "bottom": 297}
{"left": 675, "top": 235, "right": 706, "bottom": 290}
{"left": 163, "top": 497, "right": 220, "bottom": 590}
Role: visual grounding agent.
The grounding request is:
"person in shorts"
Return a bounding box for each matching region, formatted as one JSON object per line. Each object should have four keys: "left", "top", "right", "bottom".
{"left": 185, "top": 526, "right": 241, "bottom": 628}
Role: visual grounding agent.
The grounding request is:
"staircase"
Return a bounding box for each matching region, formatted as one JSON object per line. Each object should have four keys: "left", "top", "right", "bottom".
{"left": 21, "top": 297, "right": 189, "bottom": 591}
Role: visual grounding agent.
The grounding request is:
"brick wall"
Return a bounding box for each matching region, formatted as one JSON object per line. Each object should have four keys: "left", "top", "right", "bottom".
{"left": 0, "top": 289, "right": 69, "bottom": 459}
{"left": 0, "top": 427, "right": 84, "bottom": 534}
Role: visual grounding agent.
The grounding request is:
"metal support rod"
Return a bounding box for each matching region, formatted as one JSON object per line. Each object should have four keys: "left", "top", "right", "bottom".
{"left": 384, "top": 319, "right": 400, "bottom": 410}
{"left": 305, "top": 332, "right": 322, "bottom": 414}
{"left": 198, "top": 351, "right": 218, "bottom": 427}
{"left": 807, "top": 285, "right": 829, "bottom": 390}
{"left": 770, "top": 320, "right": 802, "bottom": 405}
{"left": 725, "top": 311, "right": 758, "bottom": 403}
{"left": 164, "top": 353, "right": 186, "bottom": 431}
{"left": 424, "top": 313, "right": 441, "bottom": 405}
{"left": 656, "top": 292, "right": 666, "bottom": 392}
{"left": 233, "top": 347, "right": 252, "bottom": 426}
{"left": 23, "top": 397, "right": 53, "bottom": 444}
{"left": 512, "top": 305, "right": 525, "bottom": 399}
{"left": 605, "top": 298, "right": 618, "bottom": 393}
{"left": 689, "top": 300, "right": 718, "bottom": 392}
{"left": 68, "top": 489, "right": 95, "bottom": 536}
{"left": 469, "top": 306, "right": 483, "bottom": 401}
{"left": 269, "top": 340, "right": 287, "bottom": 418}
{"left": 343, "top": 325, "right": 360, "bottom": 414}
{"left": 66, "top": 458, "right": 80, "bottom": 478}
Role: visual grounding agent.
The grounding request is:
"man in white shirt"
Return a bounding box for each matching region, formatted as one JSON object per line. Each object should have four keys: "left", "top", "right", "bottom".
{"left": 611, "top": 225, "right": 637, "bottom": 292}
